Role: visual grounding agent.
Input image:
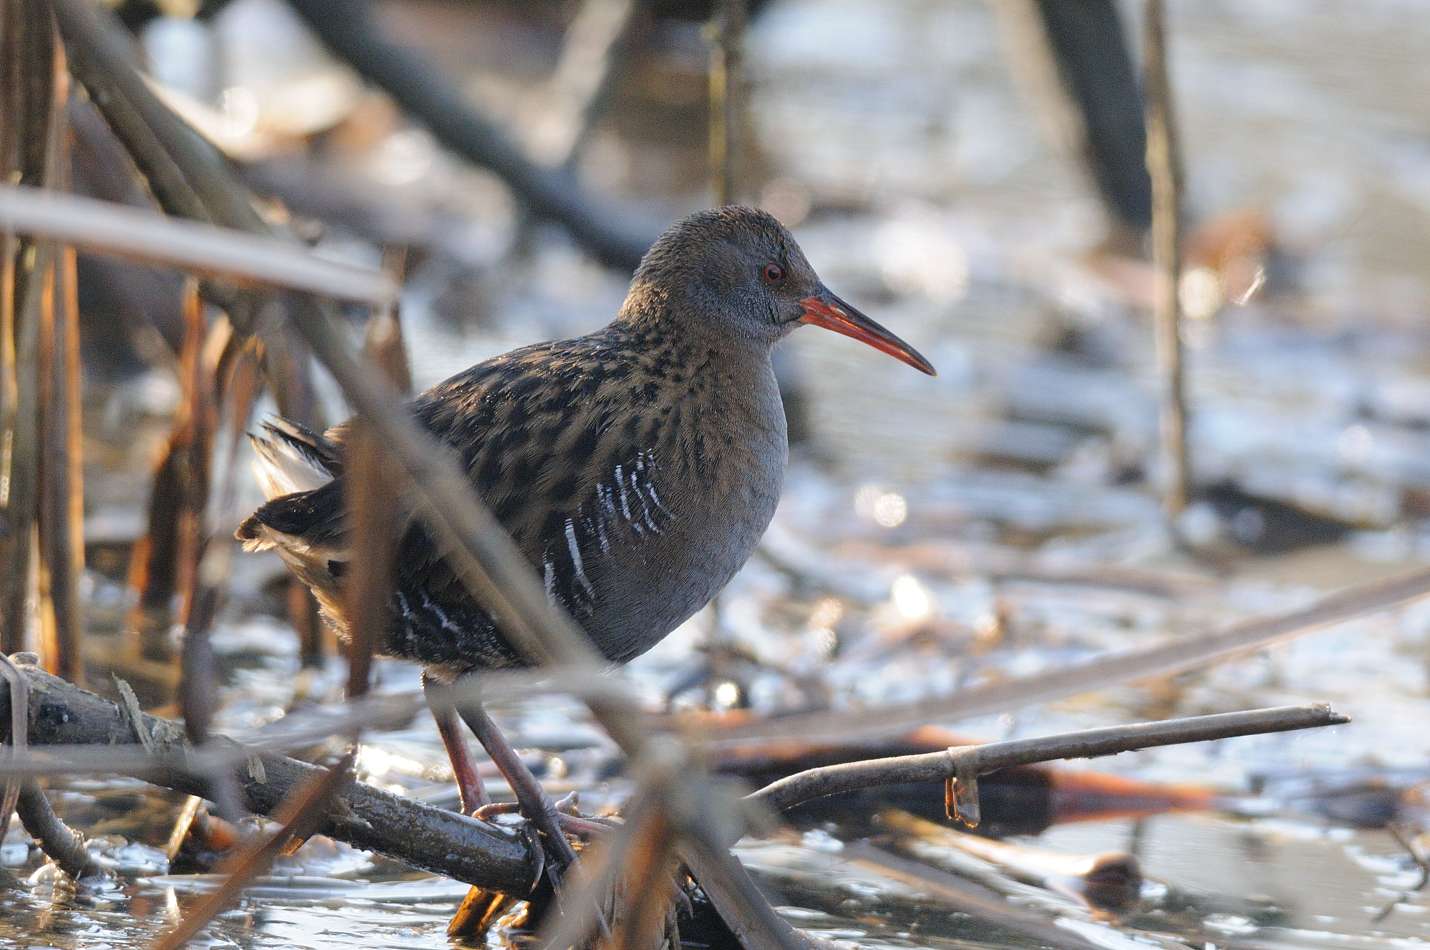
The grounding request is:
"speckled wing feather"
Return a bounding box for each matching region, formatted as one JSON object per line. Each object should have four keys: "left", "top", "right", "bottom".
{"left": 239, "top": 325, "right": 682, "bottom": 674}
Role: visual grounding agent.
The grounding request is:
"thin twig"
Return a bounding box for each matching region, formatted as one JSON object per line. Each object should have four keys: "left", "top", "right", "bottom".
{"left": 745, "top": 705, "right": 1347, "bottom": 815}
{"left": 608, "top": 806, "right": 680, "bottom": 949}
{"left": 36, "top": 239, "right": 84, "bottom": 684}
{"left": 52, "top": 0, "right": 210, "bottom": 227}
{"left": 0, "top": 239, "right": 51, "bottom": 655}
{"left": 342, "top": 427, "right": 394, "bottom": 702}
{"left": 34, "top": 45, "right": 84, "bottom": 683}
{"left": 545, "top": 0, "right": 648, "bottom": 170}
{"left": 1142, "top": 0, "right": 1190, "bottom": 519}
{"left": 0, "top": 185, "right": 396, "bottom": 305}
{"left": 712, "top": 567, "right": 1430, "bottom": 745}
{"left": 344, "top": 292, "right": 409, "bottom": 700}
{"left": 0, "top": 0, "right": 60, "bottom": 659}
{"left": 150, "top": 753, "right": 354, "bottom": 950}
{"left": 51, "top": 0, "right": 260, "bottom": 234}
{"left": 537, "top": 784, "right": 660, "bottom": 949}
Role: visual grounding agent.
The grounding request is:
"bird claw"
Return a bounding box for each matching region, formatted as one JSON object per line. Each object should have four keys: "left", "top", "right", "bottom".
{"left": 483, "top": 801, "right": 579, "bottom": 894}
{"left": 514, "top": 807, "right": 610, "bottom": 938}
{"left": 518, "top": 820, "right": 548, "bottom": 896}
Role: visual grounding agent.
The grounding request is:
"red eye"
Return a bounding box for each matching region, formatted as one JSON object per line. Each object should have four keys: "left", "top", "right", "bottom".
{"left": 762, "top": 263, "right": 786, "bottom": 284}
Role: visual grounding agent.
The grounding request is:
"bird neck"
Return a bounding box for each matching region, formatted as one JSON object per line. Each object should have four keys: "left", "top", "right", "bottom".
{"left": 615, "top": 292, "right": 773, "bottom": 371}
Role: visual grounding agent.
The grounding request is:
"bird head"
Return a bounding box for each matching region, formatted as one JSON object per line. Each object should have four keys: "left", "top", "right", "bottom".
{"left": 622, "top": 206, "right": 935, "bottom": 376}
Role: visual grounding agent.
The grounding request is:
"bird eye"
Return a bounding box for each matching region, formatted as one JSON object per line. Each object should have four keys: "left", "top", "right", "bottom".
{"left": 762, "top": 263, "right": 786, "bottom": 284}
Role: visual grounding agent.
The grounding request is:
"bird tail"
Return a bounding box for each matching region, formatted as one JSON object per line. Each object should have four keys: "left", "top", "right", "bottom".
{"left": 249, "top": 418, "right": 340, "bottom": 498}
{"left": 237, "top": 417, "right": 342, "bottom": 553}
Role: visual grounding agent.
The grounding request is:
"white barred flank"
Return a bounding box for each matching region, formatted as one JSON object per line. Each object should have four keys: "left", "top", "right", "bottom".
{"left": 540, "top": 450, "right": 674, "bottom": 612}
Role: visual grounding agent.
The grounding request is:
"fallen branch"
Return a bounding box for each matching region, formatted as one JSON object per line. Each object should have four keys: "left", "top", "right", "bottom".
{"left": 0, "top": 664, "right": 537, "bottom": 894}
{"left": 745, "top": 704, "right": 1347, "bottom": 816}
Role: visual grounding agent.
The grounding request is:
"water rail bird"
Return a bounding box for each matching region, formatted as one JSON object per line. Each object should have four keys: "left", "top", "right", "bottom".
{"left": 238, "top": 205, "right": 935, "bottom": 884}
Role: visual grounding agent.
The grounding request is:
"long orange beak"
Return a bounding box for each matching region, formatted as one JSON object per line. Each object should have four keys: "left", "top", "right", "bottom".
{"left": 798, "top": 291, "right": 936, "bottom": 376}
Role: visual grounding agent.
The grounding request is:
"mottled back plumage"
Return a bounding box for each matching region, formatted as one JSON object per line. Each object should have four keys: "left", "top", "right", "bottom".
{"left": 240, "top": 207, "right": 802, "bottom": 677}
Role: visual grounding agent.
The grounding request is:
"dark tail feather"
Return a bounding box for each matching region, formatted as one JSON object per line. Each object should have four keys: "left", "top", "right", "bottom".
{"left": 234, "top": 482, "right": 346, "bottom": 549}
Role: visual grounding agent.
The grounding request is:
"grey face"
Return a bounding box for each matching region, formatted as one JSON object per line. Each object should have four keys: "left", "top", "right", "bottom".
{"left": 693, "top": 215, "right": 823, "bottom": 343}
{"left": 627, "top": 207, "right": 936, "bottom": 375}
{"left": 628, "top": 206, "right": 818, "bottom": 345}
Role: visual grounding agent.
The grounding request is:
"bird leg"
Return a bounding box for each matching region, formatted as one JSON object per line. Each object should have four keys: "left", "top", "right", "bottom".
{"left": 422, "top": 673, "right": 489, "bottom": 814}
{"left": 454, "top": 693, "right": 581, "bottom": 886}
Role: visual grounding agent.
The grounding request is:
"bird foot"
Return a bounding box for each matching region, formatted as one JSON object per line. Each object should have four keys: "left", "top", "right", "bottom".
{"left": 470, "top": 799, "right": 581, "bottom": 893}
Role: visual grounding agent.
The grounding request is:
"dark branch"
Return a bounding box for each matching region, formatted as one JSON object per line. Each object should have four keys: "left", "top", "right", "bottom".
{"left": 15, "top": 780, "right": 101, "bottom": 880}
{"left": 1, "top": 664, "right": 538, "bottom": 894}
{"left": 283, "top": 0, "right": 655, "bottom": 271}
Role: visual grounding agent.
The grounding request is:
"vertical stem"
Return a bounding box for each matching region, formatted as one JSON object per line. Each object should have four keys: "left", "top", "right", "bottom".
{"left": 37, "top": 42, "right": 85, "bottom": 682}
{"left": 0, "top": 0, "right": 58, "bottom": 656}
{"left": 2, "top": 241, "right": 48, "bottom": 656}
{"left": 346, "top": 273, "right": 410, "bottom": 700}
{"left": 343, "top": 426, "right": 397, "bottom": 700}
{"left": 709, "top": 0, "right": 747, "bottom": 207}
{"left": 1142, "top": 0, "right": 1190, "bottom": 520}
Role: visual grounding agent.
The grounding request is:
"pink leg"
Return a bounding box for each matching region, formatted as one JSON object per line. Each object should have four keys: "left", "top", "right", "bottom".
{"left": 423, "top": 673, "right": 489, "bottom": 814}
{"left": 454, "top": 693, "right": 580, "bottom": 880}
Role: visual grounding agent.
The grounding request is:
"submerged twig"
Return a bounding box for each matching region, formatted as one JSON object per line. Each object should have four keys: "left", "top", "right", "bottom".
{"left": 745, "top": 705, "right": 1347, "bottom": 815}
{"left": 842, "top": 842, "right": 1095, "bottom": 948}
{"left": 14, "top": 779, "right": 100, "bottom": 880}
{"left": 1142, "top": 0, "right": 1190, "bottom": 519}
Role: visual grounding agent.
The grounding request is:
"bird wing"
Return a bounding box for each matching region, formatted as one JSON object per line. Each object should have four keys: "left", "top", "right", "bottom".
{"left": 402, "top": 333, "right": 679, "bottom": 623}
{"left": 236, "top": 330, "right": 677, "bottom": 655}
